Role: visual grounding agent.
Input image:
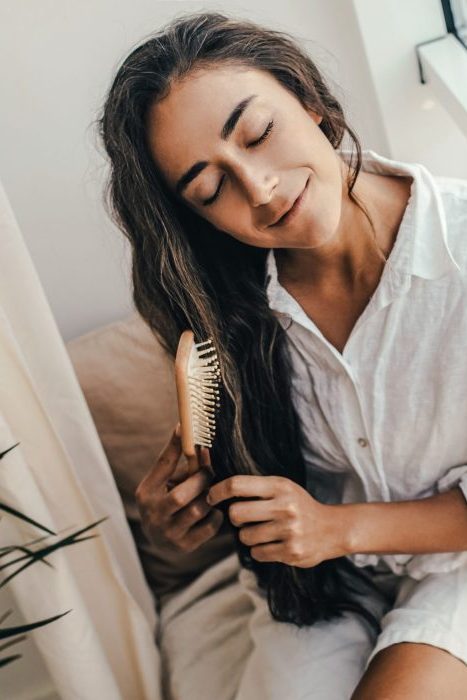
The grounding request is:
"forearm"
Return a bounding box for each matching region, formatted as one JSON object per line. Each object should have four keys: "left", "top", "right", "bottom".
{"left": 341, "top": 486, "right": 467, "bottom": 556}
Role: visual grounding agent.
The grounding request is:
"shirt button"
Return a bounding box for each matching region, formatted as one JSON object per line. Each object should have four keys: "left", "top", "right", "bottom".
{"left": 357, "top": 437, "right": 369, "bottom": 447}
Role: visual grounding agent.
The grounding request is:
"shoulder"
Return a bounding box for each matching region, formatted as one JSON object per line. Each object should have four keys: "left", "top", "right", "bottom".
{"left": 432, "top": 174, "right": 467, "bottom": 218}
{"left": 433, "top": 173, "right": 467, "bottom": 198}
{"left": 432, "top": 174, "right": 467, "bottom": 269}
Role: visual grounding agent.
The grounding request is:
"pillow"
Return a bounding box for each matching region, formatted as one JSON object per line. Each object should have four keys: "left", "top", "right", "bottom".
{"left": 65, "top": 312, "right": 235, "bottom": 605}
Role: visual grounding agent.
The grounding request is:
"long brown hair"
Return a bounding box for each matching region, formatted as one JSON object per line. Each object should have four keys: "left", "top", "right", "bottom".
{"left": 97, "top": 10, "right": 388, "bottom": 631}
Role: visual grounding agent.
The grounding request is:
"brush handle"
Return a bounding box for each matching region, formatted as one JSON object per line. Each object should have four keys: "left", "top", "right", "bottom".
{"left": 174, "top": 330, "right": 197, "bottom": 460}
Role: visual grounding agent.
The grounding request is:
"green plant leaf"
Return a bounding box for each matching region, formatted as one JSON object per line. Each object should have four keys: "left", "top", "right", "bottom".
{"left": 0, "top": 503, "right": 55, "bottom": 536}
{"left": 0, "top": 525, "right": 81, "bottom": 557}
{"left": 0, "top": 653, "right": 22, "bottom": 668}
{"left": 0, "top": 545, "right": 54, "bottom": 569}
{"left": 0, "top": 443, "right": 20, "bottom": 461}
{"left": 0, "top": 517, "right": 108, "bottom": 587}
{"left": 0, "top": 633, "right": 27, "bottom": 653}
{"left": 0, "top": 610, "right": 12, "bottom": 625}
{"left": 0, "top": 610, "right": 71, "bottom": 640}
{"left": 0, "top": 464, "right": 109, "bottom": 670}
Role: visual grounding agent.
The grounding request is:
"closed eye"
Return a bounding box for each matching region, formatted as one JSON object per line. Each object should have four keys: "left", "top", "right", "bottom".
{"left": 202, "top": 119, "right": 275, "bottom": 206}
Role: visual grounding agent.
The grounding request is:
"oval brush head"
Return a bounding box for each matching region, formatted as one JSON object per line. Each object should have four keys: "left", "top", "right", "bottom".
{"left": 174, "top": 330, "right": 221, "bottom": 466}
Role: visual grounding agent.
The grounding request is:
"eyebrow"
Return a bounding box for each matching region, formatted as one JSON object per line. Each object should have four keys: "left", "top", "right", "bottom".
{"left": 174, "top": 93, "right": 259, "bottom": 197}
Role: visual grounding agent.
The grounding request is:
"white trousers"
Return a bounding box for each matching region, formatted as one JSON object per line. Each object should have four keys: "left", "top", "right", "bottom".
{"left": 157, "top": 552, "right": 467, "bottom": 700}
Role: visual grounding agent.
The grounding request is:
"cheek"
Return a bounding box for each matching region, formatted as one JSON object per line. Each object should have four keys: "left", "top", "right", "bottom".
{"left": 321, "top": 170, "right": 344, "bottom": 223}
{"left": 313, "top": 180, "right": 340, "bottom": 217}
{"left": 293, "top": 176, "right": 342, "bottom": 244}
{"left": 212, "top": 199, "right": 253, "bottom": 236}
{"left": 215, "top": 214, "right": 263, "bottom": 246}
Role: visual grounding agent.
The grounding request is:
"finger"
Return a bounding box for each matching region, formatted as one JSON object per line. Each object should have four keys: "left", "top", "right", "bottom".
{"left": 208, "top": 475, "right": 276, "bottom": 506}
{"left": 185, "top": 448, "right": 200, "bottom": 476}
{"left": 198, "top": 446, "right": 211, "bottom": 467}
{"left": 183, "top": 443, "right": 213, "bottom": 477}
{"left": 238, "top": 521, "right": 281, "bottom": 547}
{"left": 250, "top": 542, "right": 284, "bottom": 563}
{"left": 227, "top": 499, "right": 278, "bottom": 527}
{"left": 167, "top": 446, "right": 212, "bottom": 487}
{"left": 198, "top": 446, "right": 214, "bottom": 477}
{"left": 181, "top": 509, "right": 224, "bottom": 551}
{"left": 161, "top": 468, "right": 213, "bottom": 519}
{"left": 143, "top": 425, "right": 183, "bottom": 489}
{"left": 165, "top": 492, "right": 212, "bottom": 540}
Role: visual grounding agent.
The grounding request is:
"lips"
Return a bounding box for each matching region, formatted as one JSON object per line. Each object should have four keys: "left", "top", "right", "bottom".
{"left": 269, "top": 177, "right": 309, "bottom": 227}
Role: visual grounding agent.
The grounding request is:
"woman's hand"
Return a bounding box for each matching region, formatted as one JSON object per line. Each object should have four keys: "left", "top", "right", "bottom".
{"left": 207, "top": 475, "right": 350, "bottom": 567}
{"left": 135, "top": 424, "right": 224, "bottom": 553}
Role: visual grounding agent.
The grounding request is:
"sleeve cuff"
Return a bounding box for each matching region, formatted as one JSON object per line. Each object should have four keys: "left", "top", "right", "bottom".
{"left": 403, "top": 466, "right": 467, "bottom": 579}
{"left": 350, "top": 468, "right": 467, "bottom": 580}
{"left": 436, "top": 464, "right": 467, "bottom": 502}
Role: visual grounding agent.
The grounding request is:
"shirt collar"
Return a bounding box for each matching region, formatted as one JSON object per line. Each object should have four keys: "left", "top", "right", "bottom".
{"left": 266, "top": 149, "right": 460, "bottom": 309}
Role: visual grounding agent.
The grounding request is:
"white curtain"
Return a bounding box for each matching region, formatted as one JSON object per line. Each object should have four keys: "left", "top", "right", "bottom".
{"left": 0, "top": 179, "right": 162, "bottom": 699}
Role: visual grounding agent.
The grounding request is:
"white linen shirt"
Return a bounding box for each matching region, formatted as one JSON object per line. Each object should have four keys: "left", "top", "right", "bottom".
{"left": 265, "top": 148, "right": 467, "bottom": 580}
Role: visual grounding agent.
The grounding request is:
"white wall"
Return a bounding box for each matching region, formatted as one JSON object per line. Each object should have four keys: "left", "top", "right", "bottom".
{"left": 1, "top": 1, "right": 465, "bottom": 344}
{"left": 353, "top": 0, "right": 467, "bottom": 177}
{"left": 0, "top": 0, "right": 388, "bottom": 345}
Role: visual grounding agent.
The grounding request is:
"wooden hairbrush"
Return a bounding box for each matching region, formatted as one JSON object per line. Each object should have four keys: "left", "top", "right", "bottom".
{"left": 174, "top": 330, "right": 221, "bottom": 475}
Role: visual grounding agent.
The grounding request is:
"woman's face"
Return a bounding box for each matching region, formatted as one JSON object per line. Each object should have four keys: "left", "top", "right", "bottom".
{"left": 146, "top": 63, "right": 346, "bottom": 250}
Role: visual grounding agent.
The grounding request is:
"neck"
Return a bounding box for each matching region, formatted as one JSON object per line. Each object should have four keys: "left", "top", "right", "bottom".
{"left": 275, "top": 160, "right": 412, "bottom": 294}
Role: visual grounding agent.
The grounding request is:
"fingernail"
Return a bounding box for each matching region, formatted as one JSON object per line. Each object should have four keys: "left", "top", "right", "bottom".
{"left": 206, "top": 491, "right": 212, "bottom": 504}
{"left": 175, "top": 422, "right": 181, "bottom": 437}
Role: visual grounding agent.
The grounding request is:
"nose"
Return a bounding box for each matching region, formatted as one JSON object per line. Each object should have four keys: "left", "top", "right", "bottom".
{"left": 251, "top": 179, "right": 278, "bottom": 207}
{"left": 234, "top": 162, "right": 279, "bottom": 207}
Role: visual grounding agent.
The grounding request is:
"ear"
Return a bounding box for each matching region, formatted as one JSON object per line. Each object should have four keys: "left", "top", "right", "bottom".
{"left": 307, "top": 109, "right": 323, "bottom": 125}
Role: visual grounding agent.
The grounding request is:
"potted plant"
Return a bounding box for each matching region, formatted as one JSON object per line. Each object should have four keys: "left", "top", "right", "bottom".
{"left": 0, "top": 441, "right": 106, "bottom": 668}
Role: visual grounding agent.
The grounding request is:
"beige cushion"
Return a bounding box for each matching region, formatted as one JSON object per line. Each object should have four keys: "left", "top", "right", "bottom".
{"left": 65, "top": 312, "right": 235, "bottom": 602}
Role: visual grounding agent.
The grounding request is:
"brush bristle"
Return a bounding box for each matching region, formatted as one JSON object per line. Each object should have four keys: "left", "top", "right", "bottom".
{"left": 187, "top": 337, "right": 221, "bottom": 448}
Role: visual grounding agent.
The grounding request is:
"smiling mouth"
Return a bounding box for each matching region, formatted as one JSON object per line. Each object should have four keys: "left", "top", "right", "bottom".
{"left": 270, "top": 176, "right": 310, "bottom": 227}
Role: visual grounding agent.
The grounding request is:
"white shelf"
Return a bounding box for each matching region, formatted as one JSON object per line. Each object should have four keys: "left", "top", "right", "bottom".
{"left": 418, "top": 33, "right": 467, "bottom": 136}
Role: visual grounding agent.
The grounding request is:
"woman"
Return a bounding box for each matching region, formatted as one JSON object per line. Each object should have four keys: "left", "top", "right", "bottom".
{"left": 98, "top": 10, "right": 467, "bottom": 698}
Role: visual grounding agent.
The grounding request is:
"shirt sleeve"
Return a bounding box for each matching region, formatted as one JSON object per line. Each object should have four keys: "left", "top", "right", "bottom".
{"left": 351, "top": 465, "right": 467, "bottom": 580}
{"left": 436, "top": 464, "right": 467, "bottom": 502}
{"left": 397, "top": 465, "right": 467, "bottom": 580}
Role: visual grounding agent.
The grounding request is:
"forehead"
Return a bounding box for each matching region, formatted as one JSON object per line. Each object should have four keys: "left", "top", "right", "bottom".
{"left": 145, "top": 65, "right": 284, "bottom": 187}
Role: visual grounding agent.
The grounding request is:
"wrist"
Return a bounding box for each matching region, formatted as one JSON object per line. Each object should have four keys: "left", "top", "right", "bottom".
{"left": 336, "top": 502, "right": 367, "bottom": 556}
{"left": 331, "top": 489, "right": 467, "bottom": 558}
